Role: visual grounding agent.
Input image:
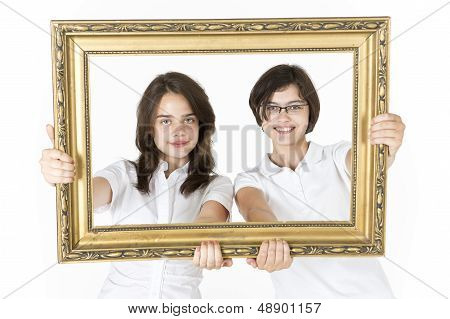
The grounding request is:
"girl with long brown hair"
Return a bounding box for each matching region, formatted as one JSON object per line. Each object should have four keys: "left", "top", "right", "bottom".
{"left": 40, "top": 72, "right": 233, "bottom": 298}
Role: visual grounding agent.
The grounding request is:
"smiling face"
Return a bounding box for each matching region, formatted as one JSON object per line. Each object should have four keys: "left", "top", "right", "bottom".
{"left": 261, "top": 83, "right": 310, "bottom": 148}
{"left": 153, "top": 92, "right": 199, "bottom": 163}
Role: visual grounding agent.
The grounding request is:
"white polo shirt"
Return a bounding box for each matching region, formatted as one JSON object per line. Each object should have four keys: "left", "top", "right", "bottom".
{"left": 93, "top": 159, "right": 233, "bottom": 299}
{"left": 234, "top": 140, "right": 394, "bottom": 298}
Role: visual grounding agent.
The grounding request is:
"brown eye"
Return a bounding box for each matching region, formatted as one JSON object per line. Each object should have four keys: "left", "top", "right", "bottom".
{"left": 288, "top": 105, "right": 302, "bottom": 111}
{"left": 161, "top": 119, "right": 171, "bottom": 125}
{"left": 266, "top": 106, "right": 279, "bottom": 113}
{"left": 288, "top": 104, "right": 307, "bottom": 112}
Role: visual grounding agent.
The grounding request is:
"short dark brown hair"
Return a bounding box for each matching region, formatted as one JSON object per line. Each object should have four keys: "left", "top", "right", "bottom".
{"left": 249, "top": 64, "right": 320, "bottom": 134}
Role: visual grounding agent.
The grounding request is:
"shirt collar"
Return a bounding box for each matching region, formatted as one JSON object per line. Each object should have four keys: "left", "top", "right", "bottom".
{"left": 157, "top": 159, "right": 190, "bottom": 175}
{"left": 258, "top": 141, "right": 324, "bottom": 177}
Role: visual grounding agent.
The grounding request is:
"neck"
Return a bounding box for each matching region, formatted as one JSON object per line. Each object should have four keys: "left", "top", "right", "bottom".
{"left": 270, "top": 138, "right": 309, "bottom": 170}
{"left": 162, "top": 155, "right": 189, "bottom": 178}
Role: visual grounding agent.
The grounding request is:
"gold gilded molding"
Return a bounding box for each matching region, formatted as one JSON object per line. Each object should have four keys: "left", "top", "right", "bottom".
{"left": 50, "top": 17, "right": 390, "bottom": 262}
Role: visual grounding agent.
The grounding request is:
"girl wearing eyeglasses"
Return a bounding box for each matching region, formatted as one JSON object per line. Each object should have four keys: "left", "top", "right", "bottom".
{"left": 234, "top": 64, "right": 405, "bottom": 298}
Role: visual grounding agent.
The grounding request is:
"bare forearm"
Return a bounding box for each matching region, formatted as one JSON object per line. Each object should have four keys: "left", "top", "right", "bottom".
{"left": 195, "top": 215, "right": 226, "bottom": 223}
{"left": 195, "top": 201, "right": 229, "bottom": 223}
{"left": 92, "top": 177, "right": 112, "bottom": 210}
{"left": 243, "top": 207, "right": 278, "bottom": 222}
{"left": 235, "top": 187, "right": 277, "bottom": 222}
{"left": 386, "top": 154, "right": 396, "bottom": 169}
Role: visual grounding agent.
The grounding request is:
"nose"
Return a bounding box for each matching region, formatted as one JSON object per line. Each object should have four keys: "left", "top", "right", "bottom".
{"left": 173, "top": 123, "right": 187, "bottom": 137}
{"left": 275, "top": 109, "right": 290, "bottom": 121}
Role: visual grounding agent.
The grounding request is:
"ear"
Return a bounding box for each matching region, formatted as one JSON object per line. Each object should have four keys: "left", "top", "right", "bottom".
{"left": 259, "top": 108, "right": 268, "bottom": 132}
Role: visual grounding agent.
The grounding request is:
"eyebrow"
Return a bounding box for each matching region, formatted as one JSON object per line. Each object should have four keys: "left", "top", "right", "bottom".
{"left": 266, "top": 100, "right": 307, "bottom": 105}
{"left": 156, "top": 113, "right": 196, "bottom": 118}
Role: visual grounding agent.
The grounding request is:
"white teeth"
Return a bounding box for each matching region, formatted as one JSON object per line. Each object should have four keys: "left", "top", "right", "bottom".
{"left": 275, "top": 127, "right": 294, "bottom": 133}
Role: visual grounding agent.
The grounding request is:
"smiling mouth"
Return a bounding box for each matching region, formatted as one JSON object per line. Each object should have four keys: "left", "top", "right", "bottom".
{"left": 170, "top": 141, "right": 189, "bottom": 147}
{"left": 274, "top": 127, "right": 295, "bottom": 135}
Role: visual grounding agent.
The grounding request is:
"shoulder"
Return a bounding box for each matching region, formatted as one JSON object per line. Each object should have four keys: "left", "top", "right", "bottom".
{"left": 322, "top": 140, "right": 351, "bottom": 153}
{"left": 207, "top": 174, "right": 233, "bottom": 188}
{"left": 319, "top": 140, "right": 351, "bottom": 162}
{"left": 99, "top": 159, "right": 134, "bottom": 170}
{"left": 316, "top": 141, "right": 351, "bottom": 176}
{"left": 234, "top": 166, "right": 264, "bottom": 192}
{"left": 235, "top": 166, "right": 261, "bottom": 181}
{"left": 94, "top": 159, "right": 137, "bottom": 182}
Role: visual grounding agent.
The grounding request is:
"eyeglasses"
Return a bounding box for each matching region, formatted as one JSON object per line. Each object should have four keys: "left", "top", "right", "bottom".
{"left": 264, "top": 102, "right": 308, "bottom": 116}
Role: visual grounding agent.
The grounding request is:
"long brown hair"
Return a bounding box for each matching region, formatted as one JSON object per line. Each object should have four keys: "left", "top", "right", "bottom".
{"left": 128, "top": 72, "right": 217, "bottom": 196}
{"left": 249, "top": 64, "right": 320, "bottom": 134}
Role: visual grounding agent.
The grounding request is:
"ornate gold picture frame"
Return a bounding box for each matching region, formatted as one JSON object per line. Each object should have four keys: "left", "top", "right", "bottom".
{"left": 51, "top": 17, "right": 390, "bottom": 263}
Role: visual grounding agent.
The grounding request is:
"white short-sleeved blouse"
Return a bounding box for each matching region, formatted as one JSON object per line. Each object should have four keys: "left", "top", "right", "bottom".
{"left": 94, "top": 159, "right": 233, "bottom": 299}
{"left": 234, "top": 141, "right": 394, "bottom": 298}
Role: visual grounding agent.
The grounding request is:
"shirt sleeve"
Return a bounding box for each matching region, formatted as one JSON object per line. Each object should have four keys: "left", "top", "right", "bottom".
{"left": 92, "top": 160, "right": 128, "bottom": 214}
{"left": 233, "top": 171, "right": 263, "bottom": 195}
{"left": 201, "top": 175, "right": 234, "bottom": 221}
{"left": 332, "top": 140, "right": 352, "bottom": 178}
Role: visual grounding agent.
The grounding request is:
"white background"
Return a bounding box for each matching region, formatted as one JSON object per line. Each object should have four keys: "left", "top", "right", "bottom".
{"left": 0, "top": 0, "right": 449, "bottom": 303}
{"left": 89, "top": 53, "right": 353, "bottom": 225}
